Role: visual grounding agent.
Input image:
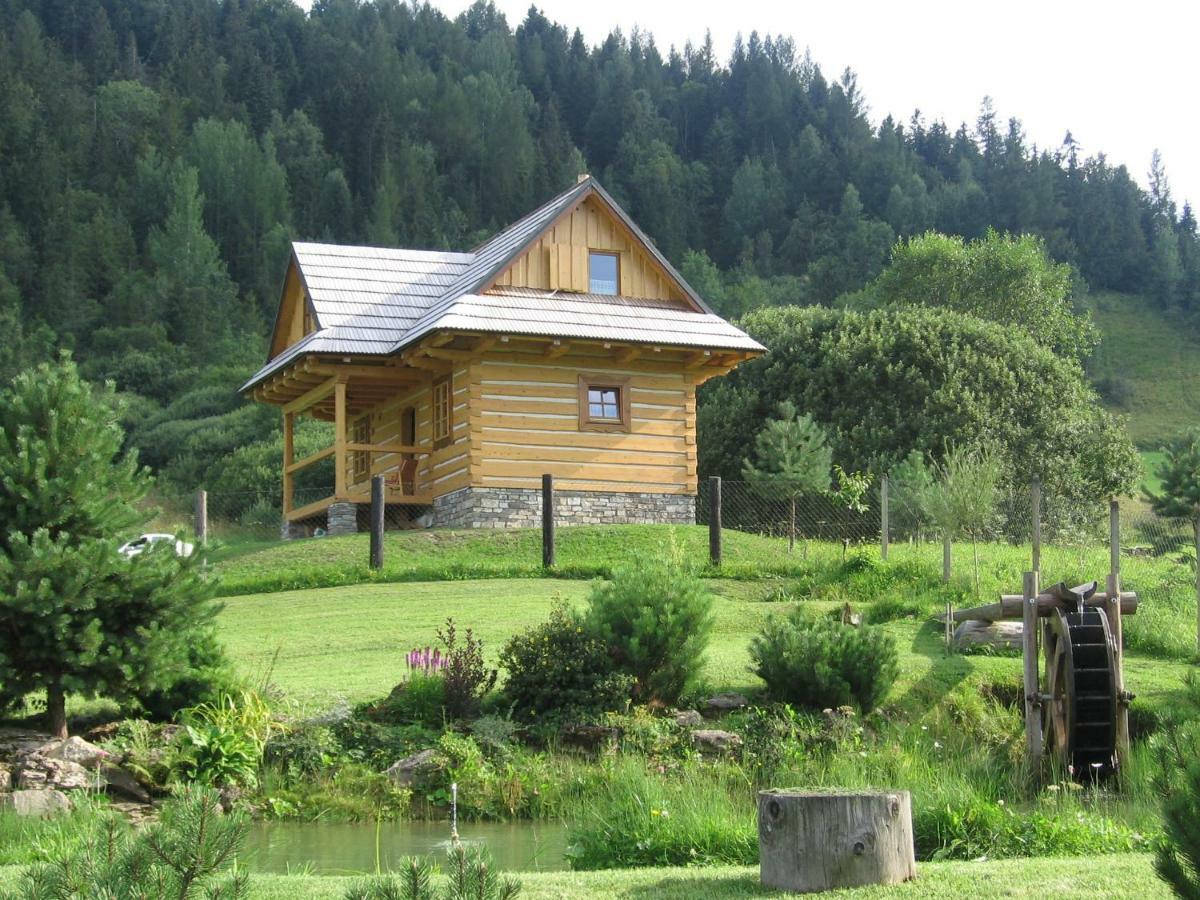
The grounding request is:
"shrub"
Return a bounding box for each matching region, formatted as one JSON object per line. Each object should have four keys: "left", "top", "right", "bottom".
{"left": 332, "top": 717, "right": 438, "bottom": 769}
{"left": 126, "top": 627, "right": 241, "bottom": 721}
{"left": 5, "top": 786, "right": 248, "bottom": 898}
{"left": 750, "top": 613, "right": 899, "bottom": 713}
{"left": 175, "top": 690, "right": 277, "bottom": 789}
{"left": 499, "top": 603, "right": 632, "bottom": 723}
{"left": 439, "top": 619, "right": 497, "bottom": 721}
{"left": 369, "top": 673, "right": 449, "bottom": 729}
{"left": 585, "top": 549, "right": 714, "bottom": 706}
{"left": 344, "top": 844, "right": 520, "bottom": 900}
{"left": 263, "top": 722, "right": 339, "bottom": 776}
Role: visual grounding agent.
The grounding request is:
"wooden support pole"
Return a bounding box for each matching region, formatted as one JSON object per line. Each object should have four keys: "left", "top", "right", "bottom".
{"left": 282, "top": 412, "right": 295, "bottom": 515}
{"left": 1022, "top": 570, "right": 1042, "bottom": 771}
{"left": 334, "top": 380, "right": 348, "bottom": 499}
{"left": 942, "top": 532, "right": 952, "bottom": 583}
{"left": 194, "top": 490, "right": 208, "bottom": 545}
{"left": 880, "top": 475, "right": 889, "bottom": 561}
{"left": 542, "top": 474, "right": 555, "bottom": 569}
{"left": 1031, "top": 477, "right": 1041, "bottom": 575}
{"left": 1108, "top": 570, "right": 1129, "bottom": 771}
{"left": 709, "top": 476, "right": 722, "bottom": 567}
{"left": 1109, "top": 499, "right": 1121, "bottom": 579}
{"left": 369, "top": 475, "right": 385, "bottom": 571}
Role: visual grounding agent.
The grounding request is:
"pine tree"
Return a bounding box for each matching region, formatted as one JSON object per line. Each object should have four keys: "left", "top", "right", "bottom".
{"left": 0, "top": 355, "right": 221, "bottom": 737}
{"left": 1149, "top": 430, "right": 1200, "bottom": 519}
{"left": 742, "top": 401, "right": 832, "bottom": 550}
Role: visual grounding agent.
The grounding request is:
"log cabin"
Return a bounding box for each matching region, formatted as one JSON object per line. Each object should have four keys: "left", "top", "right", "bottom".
{"left": 241, "top": 175, "right": 765, "bottom": 535}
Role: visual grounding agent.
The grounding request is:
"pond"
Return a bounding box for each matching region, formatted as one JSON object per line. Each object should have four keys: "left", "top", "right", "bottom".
{"left": 242, "top": 819, "right": 571, "bottom": 874}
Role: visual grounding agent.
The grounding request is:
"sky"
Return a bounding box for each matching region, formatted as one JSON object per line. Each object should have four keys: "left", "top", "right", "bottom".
{"left": 410, "top": 0, "right": 1199, "bottom": 211}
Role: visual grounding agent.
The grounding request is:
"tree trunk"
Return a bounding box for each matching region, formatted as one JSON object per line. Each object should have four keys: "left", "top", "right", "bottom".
{"left": 47, "top": 682, "right": 68, "bottom": 739}
{"left": 758, "top": 789, "right": 916, "bottom": 892}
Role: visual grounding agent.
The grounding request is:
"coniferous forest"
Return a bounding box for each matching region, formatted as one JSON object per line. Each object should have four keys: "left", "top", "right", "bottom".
{"left": 1, "top": 0, "right": 1196, "bottom": 508}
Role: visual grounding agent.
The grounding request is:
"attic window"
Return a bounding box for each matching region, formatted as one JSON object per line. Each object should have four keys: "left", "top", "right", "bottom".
{"left": 578, "top": 375, "right": 630, "bottom": 432}
{"left": 589, "top": 251, "right": 619, "bottom": 295}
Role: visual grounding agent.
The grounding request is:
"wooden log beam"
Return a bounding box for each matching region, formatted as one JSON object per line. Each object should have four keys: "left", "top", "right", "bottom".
{"left": 346, "top": 442, "right": 432, "bottom": 455}
{"left": 283, "top": 376, "right": 337, "bottom": 415}
{"left": 616, "top": 346, "right": 640, "bottom": 364}
{"left": 282, "top": 412, "right": 295, "bottom": 514}
{"left": 334, "top": 380, "right": 347, "bottom": 499}
{"left": 285, "top": 445, "right": 335, "bottom": 474}
{"left": 544, "top": 340, "right": 571, "bottom": 359}
{"left": 948, "top": 591, "right": 1139, "bottom": 623}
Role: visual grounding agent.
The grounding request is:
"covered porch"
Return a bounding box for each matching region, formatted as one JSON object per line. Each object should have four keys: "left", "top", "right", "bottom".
{"left": 254, "top": 357, "right": 438, "bottom": 525}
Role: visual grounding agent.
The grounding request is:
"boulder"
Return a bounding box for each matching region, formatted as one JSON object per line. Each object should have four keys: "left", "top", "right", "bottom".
{"left": 42, "top": 736, "right": 110, "bottom": 770}
{"left": 1, "top": 789, "right": 72, "bottom": 817}
{"left": 386, "top": 749, "right": 440, "bottom": 787}
{"left": 558, "top": 724, "right": 621, "bottom": 755}
{"left": 691, "top": 729, "right": 744, "bottom": 754}
{"left": 953, "top": 620, "right": 1023, "bottom": 653}
{"left": 101, "top": 764, "right": 152, "bottom": 803}
{"left": 16, "top": 757, "right": 92, "bottom": 792}
{"left": 674, "top": 710, "right": 704, "bottom": 728}
{"left": 703, "top": 692, "right": 748, "bottom": 717}
{"left": 0, "top": 764, "right": 10, "bottom": 792}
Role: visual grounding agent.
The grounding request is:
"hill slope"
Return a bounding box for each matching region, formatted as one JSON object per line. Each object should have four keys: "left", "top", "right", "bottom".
{"left": 1090, "top": 291, "right": 1200, "bottom": 446}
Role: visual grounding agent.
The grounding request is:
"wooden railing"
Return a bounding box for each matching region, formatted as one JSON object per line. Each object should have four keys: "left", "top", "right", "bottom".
{"left": 284, "top": 441, "right": 434, "bottom": 521}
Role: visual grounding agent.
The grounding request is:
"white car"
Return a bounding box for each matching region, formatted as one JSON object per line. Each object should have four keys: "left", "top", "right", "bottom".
{"left": 119, "top": 533, "right": 195, "bottom": 559}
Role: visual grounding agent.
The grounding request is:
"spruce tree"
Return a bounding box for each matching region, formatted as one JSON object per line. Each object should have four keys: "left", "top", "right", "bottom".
{"left": 0, "top": 355, "right": 221, "bottom": 737}
{"left": 1149, "top": 429, "right": 1200, "bottom": 519}
{"left": 742, "top": 401, "right": 832, "bottom": 550}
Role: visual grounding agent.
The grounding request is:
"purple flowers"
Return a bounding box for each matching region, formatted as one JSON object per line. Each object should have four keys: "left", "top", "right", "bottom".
{"left": 407, "top": 646, "right": 447, "bottom": 676}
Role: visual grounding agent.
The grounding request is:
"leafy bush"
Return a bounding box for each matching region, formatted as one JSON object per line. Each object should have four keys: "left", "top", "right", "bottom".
{"left": 499, "top": 603, "right": 632, "bottom": 723}
{"left": 176, "top": 690, "right": 277, "bottom": 788}
{"left": 263, "top": 722, "right": 339, "bottom": 776}
{"left": 345, "top": 844, "right": 520, "bottom": 900}
{"left": 750, "top": 612, "right": 899, "bottom": 712}
{"left": 439, "top": 619, "right": 497, "bottom": 721}
{"left": 332, "top": 716, "right": 438, "bottom": 769}
{"left": 585, "top": 549, "right": 714, "bottom": 706}
{"left": 369, "top": 673, "right": 448, "bottom": 729}
{"left": 4, "top": 786, "right": 248, "bottom": 898}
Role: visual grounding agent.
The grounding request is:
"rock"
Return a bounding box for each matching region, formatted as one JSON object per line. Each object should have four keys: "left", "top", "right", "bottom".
{"left": 703, "top": 692, "right": 748, "bottom": 717}
{"left": 690, "top": 729, "right": 744, "bottom": 754}
{"left": 1, "top": 789, "right": 72, "bottom": 817}
{"left": 674, "top": 710, "right": 704, "bottom": 728}
{"left": 218, "top": 784, "right": 242, "bottom": 812}
{"left": 16, "top": 757, "right": 92, "bottom": 792}
{"left": 385, "top": 749, "right": 440, "bottom": 786}
{"left": 0, "top": 764, "right": 10, "bottom": 792}
{"left": 101, "top": 764, "right": 151, "bottom": 803}
{"left": 0, "top": 727, "right": 54, "bottom": 761}
{"left": 558, "top": 724, "right": 621, "bottom": 755}
{"left": 42, "top": 736, "right": 111, "bottom": 770}
{"left": 953, "top": 619, "right": 1023, "bottom": 653}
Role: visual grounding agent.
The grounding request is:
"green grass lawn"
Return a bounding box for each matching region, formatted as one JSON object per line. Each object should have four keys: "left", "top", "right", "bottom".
{"left": 218, "top": 575, "right": 1193, "bottom": 717}
{"left": 0, "top": 854, "right": 1171, "bottom": 898}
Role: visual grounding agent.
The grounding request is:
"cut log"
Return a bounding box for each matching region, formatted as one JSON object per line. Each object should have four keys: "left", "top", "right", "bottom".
{"left": 948, "top": 591, "right": 1137, "bottom": 623}
{"left": 758, "top": 789, "right": 916, "bottom": 892}
{"left": 953, "top": 619, "right": 1023, "bottom": 652}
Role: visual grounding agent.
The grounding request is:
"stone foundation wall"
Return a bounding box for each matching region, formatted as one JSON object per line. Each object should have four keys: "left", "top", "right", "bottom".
{"left": 432, "top": 487, "right": 696, "bottom": 529}
{"left": 326, "top": 501, "right": 358, "bottom": 536}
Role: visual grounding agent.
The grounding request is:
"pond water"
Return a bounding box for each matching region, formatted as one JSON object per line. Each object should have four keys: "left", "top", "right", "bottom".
{"left": 242, "top": 819, "right": 571, "bottom": 874}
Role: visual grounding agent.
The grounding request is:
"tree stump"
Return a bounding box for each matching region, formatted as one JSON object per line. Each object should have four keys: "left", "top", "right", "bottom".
{"left": 758, "top": 789, "right": 915, "bottom": 892}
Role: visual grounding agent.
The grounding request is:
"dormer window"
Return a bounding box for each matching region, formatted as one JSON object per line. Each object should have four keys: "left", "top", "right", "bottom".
{"left": 589, "top": 251, "right": 619, "bottom": 295}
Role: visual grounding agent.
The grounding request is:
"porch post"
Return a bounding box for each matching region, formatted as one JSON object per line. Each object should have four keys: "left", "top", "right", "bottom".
{"left": 334, "top": 379, "right": 348, "bottom": 499}
{"left": 282, "top": 411, "right": 295, "bottom": 515}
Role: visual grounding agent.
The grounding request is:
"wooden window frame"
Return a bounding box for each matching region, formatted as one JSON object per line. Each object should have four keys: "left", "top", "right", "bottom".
{"left": 578, "top": 374, "right": 631, "bottom": 432}
{"left": 432, "top": 375, "right": 453, "bottom": 449}
{"left": 588, "top": 250, "right": 621, "bottom": 296}
{"left": 351, "top": 415, "right": 371, "bottom": 480}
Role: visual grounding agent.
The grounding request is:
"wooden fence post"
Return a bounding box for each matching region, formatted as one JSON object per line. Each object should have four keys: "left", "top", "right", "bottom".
{"left": 1031, "top": 477, "right": 1041, "bottom": 575}
{"left": 194, "top": 490, "right": 208, "bottom": 545}
{"left": 709, "top": 476, "right": 722, "bottom": 567}
{"left": 1107, "top": 569, "right": 1129, "bottom": 772}
{"left": 1195, "top": 516, "right": 1200, "bottom": 656}
{"left": 369, "top": 474, "right": 385, "bottom": 571}
{"left": 542, "top": 474, "right": 555, "bottom": 569}
{"left": 1109, "top": 499, "right": 1121, "bottom": 578}
{"left": 880, "top": 475, "right": 889, "bottom": 561}
{"left": 1022, "top": 570, "right": 1042, "bottom": 771}
{"left": 942, "top": 532, "right": 951, "bottom": 584}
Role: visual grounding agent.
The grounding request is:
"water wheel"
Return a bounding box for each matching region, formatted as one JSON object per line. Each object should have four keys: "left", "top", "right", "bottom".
{"left": 1042, "top": 606, "right": 1119, "bottom": 778}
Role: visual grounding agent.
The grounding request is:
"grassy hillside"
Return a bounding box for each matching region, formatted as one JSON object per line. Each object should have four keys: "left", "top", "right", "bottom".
{"left": 1090, "top": 291, "right": 1200, "bottom": 446}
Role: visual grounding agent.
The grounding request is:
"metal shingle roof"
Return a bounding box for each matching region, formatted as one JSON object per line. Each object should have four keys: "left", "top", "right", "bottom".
{"left": 241, "top": 177, "right": 763, "bottom": 393}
